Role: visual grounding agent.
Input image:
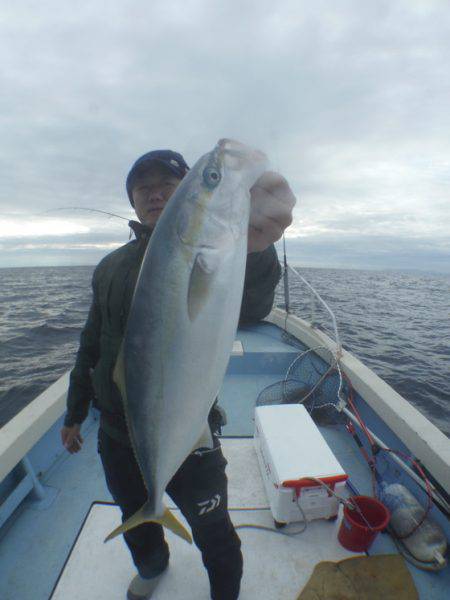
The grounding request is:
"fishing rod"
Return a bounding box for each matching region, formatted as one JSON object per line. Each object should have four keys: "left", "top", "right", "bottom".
{"left": 282, "top": 234, "right": 290, "bottom": 314}
{"left": 280, "top": 239, "right": 450, "bottom": 516}
{"left": 342, "top": 403, "right": 450, "bottom": 516}
{"left": 38, "top": 207, "right": 130, "bottom": 221}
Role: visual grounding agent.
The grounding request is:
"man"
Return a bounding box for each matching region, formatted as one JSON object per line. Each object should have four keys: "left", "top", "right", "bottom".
{"left": 61, "top": 147, "right": 295, "bottom": 600}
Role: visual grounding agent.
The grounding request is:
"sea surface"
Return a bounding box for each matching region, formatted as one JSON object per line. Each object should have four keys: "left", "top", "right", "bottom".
{"left": 0, "top": 265, "right": 449, "bottom": 437}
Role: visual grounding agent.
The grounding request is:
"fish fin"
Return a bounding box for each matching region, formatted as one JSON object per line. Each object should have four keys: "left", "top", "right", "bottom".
{"left": 158, "top": 507, "right": 193, "bottom": 544}
{"left": 113, "top": 342, "right": 127, "bottom": 403}
{"left": 187, "top": 252, "right": 218, "bottom": 321}
{"left": 104, "top": 502, "right": 192, "bottom": 544}
{"left": 192, "top": 422, "right": 215, "bottom": 452}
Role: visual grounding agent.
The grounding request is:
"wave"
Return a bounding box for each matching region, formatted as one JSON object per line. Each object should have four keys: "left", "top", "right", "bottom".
{"left": 1, "top": 265, "right": 449, "bottom": 438}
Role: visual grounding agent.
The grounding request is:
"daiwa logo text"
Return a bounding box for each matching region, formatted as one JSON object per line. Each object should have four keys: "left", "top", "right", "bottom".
{"left": 197, "top": 494, "right": 221, "bottom": 515}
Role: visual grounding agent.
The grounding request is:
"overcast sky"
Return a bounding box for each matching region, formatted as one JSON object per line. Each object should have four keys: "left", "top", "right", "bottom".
{"left": 1, "top": 0, "right": 449, "bottom": 272}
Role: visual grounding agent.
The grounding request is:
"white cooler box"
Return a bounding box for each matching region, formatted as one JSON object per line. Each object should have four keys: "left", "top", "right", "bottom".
{"left": 254, "top": 404, "right": 348, "bottom": 524}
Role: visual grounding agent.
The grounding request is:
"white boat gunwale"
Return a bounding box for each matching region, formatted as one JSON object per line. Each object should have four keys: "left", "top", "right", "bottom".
{"left": 267, "top": 308, "right": 450, "bottom": 495}
{"left": 1, "top": 313, "right": 449, "bottom": 600}
{"left": 1, "top": 308, "right": 449, "bottom": 498}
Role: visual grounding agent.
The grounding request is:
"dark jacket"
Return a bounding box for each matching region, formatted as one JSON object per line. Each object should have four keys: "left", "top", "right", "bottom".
{"left": 64, "top": 220, "right": 281, "bottom": 443}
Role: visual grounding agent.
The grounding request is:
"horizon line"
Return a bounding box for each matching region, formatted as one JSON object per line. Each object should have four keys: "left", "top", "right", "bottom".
{"left": 0, "top": 263, "right": 448, "bottom": 276}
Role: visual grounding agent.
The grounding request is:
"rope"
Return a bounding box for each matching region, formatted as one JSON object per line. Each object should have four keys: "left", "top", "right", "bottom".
{"left": 235, "top": 496, "right": 308, "bottom": 537}
{"left": 340, "top": 372, "right": 434, "bottom": 537}
{"left": 286, "top": 265, "right": 342, "bottom": 357}
{"left": 278, "top": 271, "right": 434, "bottom": 533}
{"left": 253, "top": 263, "right": 436, "bottom": 541}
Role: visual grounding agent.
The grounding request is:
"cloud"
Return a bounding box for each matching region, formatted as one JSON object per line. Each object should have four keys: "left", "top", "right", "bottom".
{"left": 0, "top": 217, "right": 91, "bottom": 239}
{"left": 1, "top": 0, "right": 449, "bottom": 269}
{"left": 277, "top": 232, "right": 450, "bottom": 273}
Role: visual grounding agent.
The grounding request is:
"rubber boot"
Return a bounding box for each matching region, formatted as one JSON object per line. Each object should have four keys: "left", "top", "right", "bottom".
{"left": 127, "top": 568, "right": 168, "bottom": 600}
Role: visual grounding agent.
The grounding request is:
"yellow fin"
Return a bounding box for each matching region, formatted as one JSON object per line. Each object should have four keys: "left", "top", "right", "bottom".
{"left": 104, "top": 502, "right": 192, "bottom": 544}
{"left": 158, "top": 507, "right": 193, "bottom": 544}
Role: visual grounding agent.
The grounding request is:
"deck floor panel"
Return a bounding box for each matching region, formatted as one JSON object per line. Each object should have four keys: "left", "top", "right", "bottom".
{"left": 237, "top": 323, "right": 305, "bottom": 354}
{"left": 219, "top": 374, "right": 279, "bottom": 436}
{"left": 51, "top": 502, "right": 361, "bottom": 600}
{"left": 0, "top": 419, "right": 110, "bottom": 600}
{"left": 318, "top": 425, "right": 376, "bottom": 497}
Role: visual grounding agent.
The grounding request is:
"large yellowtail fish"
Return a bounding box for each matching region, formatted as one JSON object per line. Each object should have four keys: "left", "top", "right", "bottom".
{"left": 106, "top": 139, "right": 268, "bottom": 544}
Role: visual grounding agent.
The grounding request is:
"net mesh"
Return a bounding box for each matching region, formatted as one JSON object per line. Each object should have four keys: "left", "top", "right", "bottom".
{"left": 256, "top": 348, "right": 347, "bottom": 425}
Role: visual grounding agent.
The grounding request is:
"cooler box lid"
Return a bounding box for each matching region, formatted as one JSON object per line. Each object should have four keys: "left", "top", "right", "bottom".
{"left": 255, "top": 404, "right": 347, "bottom": 486}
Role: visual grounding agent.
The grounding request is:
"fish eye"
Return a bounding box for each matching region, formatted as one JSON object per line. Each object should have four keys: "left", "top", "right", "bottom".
{"left": 203, "top": 166, "right": 221, "bottom": 188}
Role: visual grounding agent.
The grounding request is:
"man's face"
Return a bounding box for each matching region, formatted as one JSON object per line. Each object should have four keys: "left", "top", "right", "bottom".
{"left": 132, "top": 164, "right": 182, "bottom": 228}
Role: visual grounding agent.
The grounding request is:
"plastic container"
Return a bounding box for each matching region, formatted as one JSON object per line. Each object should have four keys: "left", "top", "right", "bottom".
{"left": 378, "top": 482, "right": 447, "bottom": 568}
{"left": 338, "top": 495, "right": 390, "bottom": 552}
{"left": 254, "top": 405, "right": 348, "bottom": 523}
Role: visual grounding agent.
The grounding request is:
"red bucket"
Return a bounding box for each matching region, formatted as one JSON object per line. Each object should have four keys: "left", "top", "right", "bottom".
{"left": 338, "top": 495, "right": 390, "bottom": 552}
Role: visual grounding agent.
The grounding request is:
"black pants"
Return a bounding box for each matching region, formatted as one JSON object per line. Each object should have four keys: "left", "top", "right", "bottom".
{"left": 97, "top": 427, "right": 243, "bottom": 600}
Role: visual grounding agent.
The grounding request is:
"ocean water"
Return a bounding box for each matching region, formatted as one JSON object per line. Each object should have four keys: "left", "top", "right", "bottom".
{"left": 0, "top": 265, "right": 449, "bottom": 437}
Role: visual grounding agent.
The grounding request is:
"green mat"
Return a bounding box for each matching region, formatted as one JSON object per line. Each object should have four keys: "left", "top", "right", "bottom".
{"left": 297, "top": 554, "right": 418, "bottom": 600}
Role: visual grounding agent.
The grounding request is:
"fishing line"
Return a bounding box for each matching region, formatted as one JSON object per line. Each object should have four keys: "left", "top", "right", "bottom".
{"left": 234, "top": 476, "right": 370, "bottom": 538}
{"left": 270, "top": 235, "right": 443, "bottom": 529}
{"left": 38, "top": 207, "right": 130, "bottom": 221}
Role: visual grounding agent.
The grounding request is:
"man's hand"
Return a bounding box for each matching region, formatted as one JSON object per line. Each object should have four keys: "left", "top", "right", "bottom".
{"left": 61, "top": 424, "right": 83, "bottom": 454}
{"left": 248, "top": 171, "right": 296, "bottom": 253}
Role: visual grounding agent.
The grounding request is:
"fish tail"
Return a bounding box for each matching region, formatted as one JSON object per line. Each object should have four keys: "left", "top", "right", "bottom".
{"left": 104, "top": 502, "right": 192, "bottom": 544}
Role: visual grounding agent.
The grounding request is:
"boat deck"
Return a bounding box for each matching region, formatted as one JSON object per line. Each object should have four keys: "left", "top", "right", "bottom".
{"left": 50, "top": 438, "right": 363, "bottom": 599}
{"left": 0, "top": 322, "right": 449, "bottom": 599}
